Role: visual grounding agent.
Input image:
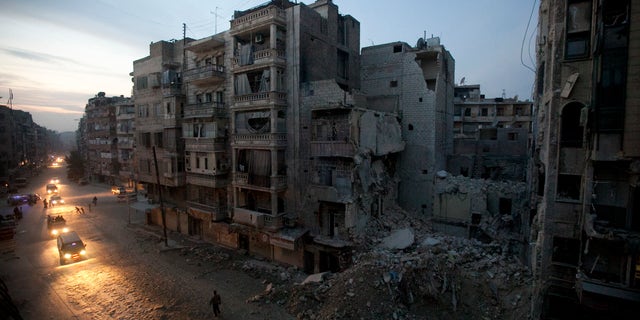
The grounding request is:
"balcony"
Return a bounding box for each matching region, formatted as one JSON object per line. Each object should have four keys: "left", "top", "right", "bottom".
{"left": 230, "top": 6, "right": 286, "bottom": 33}
{"left": 310, "top": 141, "right": 356, "bottom": 158}
{"left": 187, "top": 201, "right": 228, "bottom": 222}
{"left": 234, "top": 172, "right": 286, "bottom": 190}
{"left": 184, "top": 138, "right": 226, "bottom": 152}
{"left": 186, "top": 173, "right": 227, "bottom": 188}
{"left": 232, "top": 133, "right": 287, "bottom": 147}
{"left": 232, "top": 48, "right": 286, "bottom": 72}
{"left": 264, "top": 213, "right": 285, "bottom": 232}
{"left": 232, "top": 207, "right": 265, "bottom": 228}
{"left": 184, "top": 64, "right": 225, "bottom": 85}
{"left": 232, "top": 91, "right": 287, "bottom": 109}
{"left": 183, "top": 102, "right": 226, "bottom": 119}
{"left": 162, "top": 85, "right": 183, "bottom": 97}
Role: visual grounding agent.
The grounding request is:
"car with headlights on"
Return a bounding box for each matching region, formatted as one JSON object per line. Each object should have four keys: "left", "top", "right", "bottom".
{"left": 46, "top": 184, "right": 58, "bottom": 195}
{"left": 57, "top": 231, "right": 87, "bottom": 265}
{"left": 49, "top": 195, "right": 64, "bottom": 206}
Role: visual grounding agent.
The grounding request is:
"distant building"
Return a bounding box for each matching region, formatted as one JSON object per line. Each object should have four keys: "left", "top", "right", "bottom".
{"left": 532, "top": 0, "right": 640, "bottom": 318}
{"left": 84, "top": 92, "right": 126, "bottom": 184}
{"left": 115, "top": 98, "right": 135, "bottom": 187}
{"left": 450, "top": 85, "right": 532, "bottom": 181}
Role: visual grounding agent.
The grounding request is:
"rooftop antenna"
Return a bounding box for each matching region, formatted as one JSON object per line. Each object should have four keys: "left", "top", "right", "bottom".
{"left": 502, "top": 89, "right": 506, "bottom": 99}
{"left": 211, "top": 6, "right": 220, "bottom": 34}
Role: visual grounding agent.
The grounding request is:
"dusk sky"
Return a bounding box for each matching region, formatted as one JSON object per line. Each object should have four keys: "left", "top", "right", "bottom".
{"left": 0, "top": 0, "right": 538, "bottom": 133}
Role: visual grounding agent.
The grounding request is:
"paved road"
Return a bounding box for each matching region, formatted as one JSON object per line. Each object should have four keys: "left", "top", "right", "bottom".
{"left": 1, "top": 165, "right": 295, "bottom": 319}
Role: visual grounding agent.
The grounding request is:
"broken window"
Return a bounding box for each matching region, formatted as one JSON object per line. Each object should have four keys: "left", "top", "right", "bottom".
{"left": 557, "top": 174, "right": 581, "bottom": 201}
{"left": 595, "top": 0, "right": 629, "bottom": 132}
{"left": 565, "top": 0, "right": 592, "bottom": 59}
{"left": 499, "top": 198, "right": 512, "bottom": 215}
{"left": 337, "top": 49, "right": 348, "bottom": 79}
{"left": 551, "top": 237, "right": 580, "bottom": 265}
{"left": 560, "top": 102, "right": 584, "bottom": 148}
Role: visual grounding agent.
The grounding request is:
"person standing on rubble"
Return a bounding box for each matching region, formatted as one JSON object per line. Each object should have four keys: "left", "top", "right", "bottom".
{"left": 209, "top": 290, "right": 222, "bottom": 317}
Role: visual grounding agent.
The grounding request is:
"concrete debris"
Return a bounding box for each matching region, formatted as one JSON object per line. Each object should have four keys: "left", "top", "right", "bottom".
{"left": 380, "top": 228, "right": 415, "bottom": 250}
{"left": 301, "top": 272, "right": 330, "bottom": 285}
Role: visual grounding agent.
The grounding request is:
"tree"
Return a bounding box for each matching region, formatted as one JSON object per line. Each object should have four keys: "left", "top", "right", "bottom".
{"left": 65, "top": 150, "right": 85, "bottom": 181}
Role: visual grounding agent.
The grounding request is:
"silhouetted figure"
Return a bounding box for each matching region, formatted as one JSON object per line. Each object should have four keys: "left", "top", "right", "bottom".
{"left": 209, "top": 290, "right": 221, "bottom": 317}
{"left": 92, "top": 196, "right": 97, "bottom": 206}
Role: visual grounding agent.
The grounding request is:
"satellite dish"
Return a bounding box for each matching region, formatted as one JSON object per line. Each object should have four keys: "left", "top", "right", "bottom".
{"left": 416, "top": 37, "right": 425, "bottom": 49}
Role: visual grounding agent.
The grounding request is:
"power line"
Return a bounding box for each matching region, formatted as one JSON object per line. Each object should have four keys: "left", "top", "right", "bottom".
{"left": 520, "top": 0, "right": 537, "bottom": 73}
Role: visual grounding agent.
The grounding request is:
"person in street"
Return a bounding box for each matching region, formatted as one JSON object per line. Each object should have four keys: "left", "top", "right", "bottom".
{"left": 92, "top": 196, "right": 98, "bottom": 206}
{"left": 43, "top": 198, "right": 47, "bottom": 208}
{"left": 209, "top": 290, "right": 221, "bottom": 317}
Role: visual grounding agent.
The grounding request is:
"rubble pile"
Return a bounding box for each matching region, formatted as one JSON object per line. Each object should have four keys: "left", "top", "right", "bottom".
{"left": 286, "top": 233, "right": 532, "bottom": 319}
{"left": 178, "top": 245, "right": 232, "bottom": 265}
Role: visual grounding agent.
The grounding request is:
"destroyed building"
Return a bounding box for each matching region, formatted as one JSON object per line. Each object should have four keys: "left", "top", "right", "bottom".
{"left": 360, "top": 38, "right": 455, "bottom": 215}
{"left": 532, "top": 0, "right": 640, "bottom": 318}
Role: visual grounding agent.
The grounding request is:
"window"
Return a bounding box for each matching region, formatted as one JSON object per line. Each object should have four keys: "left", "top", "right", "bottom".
{"left": 481, "top": 108, "right": 488, "bottom": 116}
{"left": 393, "top": 45, "right": 403, "bottom": 53}
{"left": 496, "top": 107, "right": 504, "bottom": 116}
{"left": 464, "top": 108, "right": 471, "bottom": 116}
{"left": 337, "top": 50, "right": 348, "bottom": 79}
{"left": 154, "top": 132, "right": 163, "bottom": 148}
{"left": 136, "top": 76, "right": 148, "bottom": 90}
{"left": 560, "top": 102, "right": 584, "bottom": 148}
{"left": 565, "top": 0, "right": 592, "bottom": 59}
{"left": 508, "top": 132, "right": 518, "bottom": 141}
{"left": 557, "top": 174, "right": 581, "bottom": 200}
{"left": 390, "top": 80, "right": 398, "bottom": 87}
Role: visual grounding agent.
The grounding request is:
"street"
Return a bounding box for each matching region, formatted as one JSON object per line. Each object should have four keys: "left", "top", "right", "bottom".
{"left": 1, "top": 165, "right": 295, "bottom": 320}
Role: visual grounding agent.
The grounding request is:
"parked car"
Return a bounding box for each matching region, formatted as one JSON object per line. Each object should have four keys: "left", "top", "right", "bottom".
{"left": 7, "top": 194, "right": 28, "bottom": 206}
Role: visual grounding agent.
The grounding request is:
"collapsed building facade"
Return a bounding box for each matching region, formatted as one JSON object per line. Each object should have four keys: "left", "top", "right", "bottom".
{"left": 532, "top": 0, "right": 640, "bottom": 318}
{"left": 360, "top": 38, "right": 455, "bottom": 215}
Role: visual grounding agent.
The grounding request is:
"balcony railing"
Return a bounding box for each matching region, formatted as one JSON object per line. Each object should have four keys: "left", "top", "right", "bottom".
{"left": 183, "top": 102, "right": 226, "bottom": 118}
{"left": 187, "top": 201, "right": 228, "bottom": 221}
{"left": 232, "top": 133, "right": 287, "bottom": 147}
{"left": 233, "top": 172, "right": 286, "bottom": 190}
{"left": 186, "top": 173, "right": 227, "bottom": 188}
{"left": 183, "top": 64, "right": 225, "bottom": 84}
{"left": 232, "top": 91, "right": 287, "bottom": 106}
{"left": 162, "top": 85, "right": 183, "bottom": 97}
{"left": 231, "top": 6, "right": 286, "bottom": 31}
{"left": 184, "top": 138, "right": 226, "bottom": 152}
{"left": 232, "top": 48, "right": 286, "bottom": 69}
{"left": 232, "top": 207, "right": 265, "bottom": 228}
{"left": 264, "top": 214, "right": 285, "bottom": 231}
{"left": 310, "top": 141, "right": 355, "bottom": 158}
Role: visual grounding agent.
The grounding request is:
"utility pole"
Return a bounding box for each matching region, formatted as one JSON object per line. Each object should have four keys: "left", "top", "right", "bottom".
{"left": 211, "top": 7, "right": 219, "bottom": 34}
{"left": 152, "top": 146, "right": 168, "bottom": 247}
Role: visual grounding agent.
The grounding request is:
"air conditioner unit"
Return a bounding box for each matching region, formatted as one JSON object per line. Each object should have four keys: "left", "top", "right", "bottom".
{"left": 254, "top": 34, "right": 264, "bottom": 44}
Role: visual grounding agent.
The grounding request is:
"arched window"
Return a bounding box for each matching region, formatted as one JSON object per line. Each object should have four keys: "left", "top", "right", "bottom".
{"left": 560, "top": 102, "right": 584, "bottom": 148}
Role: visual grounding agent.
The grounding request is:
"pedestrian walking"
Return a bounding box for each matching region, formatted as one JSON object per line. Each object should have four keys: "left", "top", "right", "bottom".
{"left": 209, "top": 290, "right": 221, "bottom": 317}
{"left": 92, "top": 196, "right": 98, "bottom": 206}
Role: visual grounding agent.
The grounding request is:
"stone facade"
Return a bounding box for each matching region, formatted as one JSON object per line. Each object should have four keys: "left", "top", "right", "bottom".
{"left": 532, "top": 0, "right": 640, "bottom": 317}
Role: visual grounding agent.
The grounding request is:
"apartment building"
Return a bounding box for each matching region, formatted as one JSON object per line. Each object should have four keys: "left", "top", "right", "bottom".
{"left": 115, "top": 98, "right": 135, "bottom": 188}
{"left": 361, "top": 38, "right": 455, "bottom": 215}
{"left": 182, "top": 35, "right": 230, "bottom": 238}
{"left": 83, "top": 92, "right": 121, "bottom": 184}
{"left": 532, "top": 0, "right": 640, "bottom": 318}
{"left": 451, "top": 85, "right": 532, "bottom": 181}
{"left": 132, "top": 39, "right": 193, "bottom": 205}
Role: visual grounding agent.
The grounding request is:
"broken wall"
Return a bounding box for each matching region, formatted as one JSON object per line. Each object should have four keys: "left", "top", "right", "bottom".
{"left": 433, "top": 172, "right": 528, "bottom": 242}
